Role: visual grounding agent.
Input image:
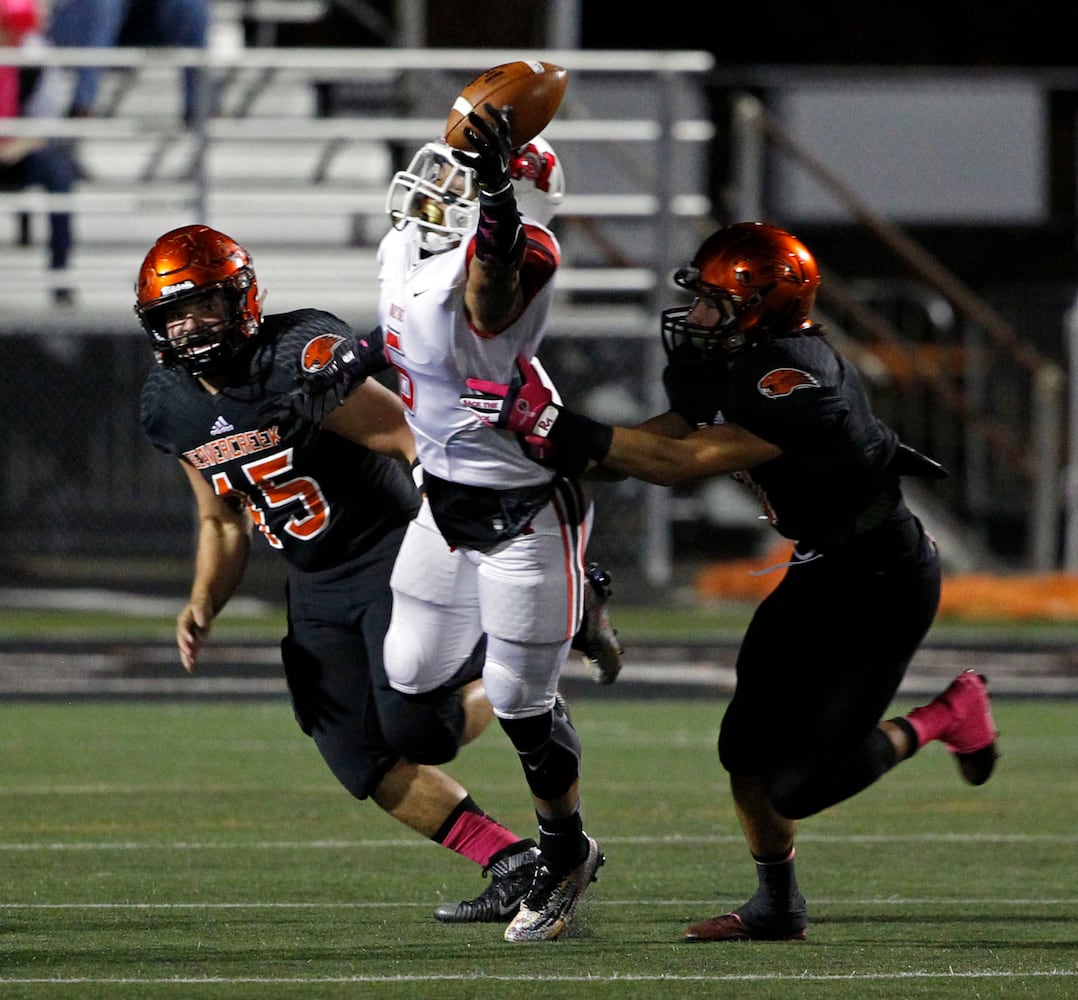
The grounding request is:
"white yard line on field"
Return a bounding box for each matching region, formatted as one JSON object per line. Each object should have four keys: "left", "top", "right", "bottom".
{"left": 1, "top": 897, "right": 1077, "bottom": 909}
{"left": 0, "top": 831, "right": 1075, "bottom": 850}
{"left": 0, "top": 971, "right": 1076, "bottom": 986}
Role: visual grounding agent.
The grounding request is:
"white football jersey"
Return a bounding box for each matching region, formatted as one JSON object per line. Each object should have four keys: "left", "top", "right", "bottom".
{"left": 376, "top": 219, "right": 560, "bottom": 489}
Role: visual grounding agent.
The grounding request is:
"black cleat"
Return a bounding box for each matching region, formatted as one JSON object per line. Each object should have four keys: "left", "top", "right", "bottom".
{"left": 682, "top": 910, "right": 807, "bottom": 942}
{"left": 572, "top": 562, "right": 623, "bottom": 685}
{"left": 434, "top": 839, "right": 540, "bottom": 923}
{"left": 684, "top": 890, "right": 808, "bottom": 942}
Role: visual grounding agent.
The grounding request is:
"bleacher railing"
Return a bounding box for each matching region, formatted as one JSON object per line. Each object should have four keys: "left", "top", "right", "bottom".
{"left": 0, "top": 46, "right": 715, "bottom": 589}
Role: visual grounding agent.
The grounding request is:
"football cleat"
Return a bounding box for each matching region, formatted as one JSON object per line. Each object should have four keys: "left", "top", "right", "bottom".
{"left": 682, "top": 909, "right": 808, "bottom": 943}
{"left": 572, "top": 562, "right": 623, "bottom": 685}
{"left": 503, "top": 835, "right": 604, "bottom": 942}
{"left": 434, "top": 839, "right": 539, "bottom": 923}
{"left": 912, "top": 670, "right": 999, "bottom": 785}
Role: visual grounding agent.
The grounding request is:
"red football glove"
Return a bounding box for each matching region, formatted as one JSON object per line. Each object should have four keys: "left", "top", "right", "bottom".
{"left": 461, "top": 356, "right": 614, "bottom": 474}
{"left": 462, "top": 354, "right": 562, "bottom": 440}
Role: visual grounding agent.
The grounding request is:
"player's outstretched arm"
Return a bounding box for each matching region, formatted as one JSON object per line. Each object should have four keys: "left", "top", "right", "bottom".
{"left": 322, "top": 378, "right": 417, "bottom": 464}
{"left": 461, "top": 355, "right": 783, "bottom": 484}
{"left": 453, "top": 105, "right": 527, "bottom": 333}
{"left": 177, "top": 462, "right": 252, "bottom": 673}
{"left": 260, "top": 327, "right": 390, "bottom": 438}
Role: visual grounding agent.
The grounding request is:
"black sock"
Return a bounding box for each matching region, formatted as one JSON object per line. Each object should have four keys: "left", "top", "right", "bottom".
{"left": 535, "top": 808, "right": 585, "bottom": 870}
{"left": 737, "top": 847, "right": 806, "bottom": 927}
{"left": 889, "top": 716, "right": 921, "bottom": 758}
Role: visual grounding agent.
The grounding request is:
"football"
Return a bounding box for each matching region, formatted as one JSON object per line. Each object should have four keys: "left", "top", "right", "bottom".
{"left": 444, "top": 60, "right": 568, "bottom": 151}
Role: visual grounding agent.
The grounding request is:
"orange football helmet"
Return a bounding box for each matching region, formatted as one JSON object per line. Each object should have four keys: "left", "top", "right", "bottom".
{"left": 661, "top": 222, "right": 820, "bottom": 358}
{"left": 135, "top": 225, "right": 262, "bottom": 377}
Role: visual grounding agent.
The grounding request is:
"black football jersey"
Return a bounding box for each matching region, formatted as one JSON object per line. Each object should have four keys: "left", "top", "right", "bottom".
{"left": 141, "top": 309, "right": 419, "bottom": 572}
{"left": 662, "top": 330, "right": 900, "bottom": 543}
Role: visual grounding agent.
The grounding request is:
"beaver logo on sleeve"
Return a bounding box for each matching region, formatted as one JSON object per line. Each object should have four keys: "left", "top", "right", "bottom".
{"left": 300, "top": 334, "right": 349, "bottom": 374}
{"left": 757, "top": 367, "right": 820, "bottom": 398}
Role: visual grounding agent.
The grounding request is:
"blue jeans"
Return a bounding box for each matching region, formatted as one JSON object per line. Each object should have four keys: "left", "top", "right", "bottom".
{"left": 47, "top": 0, "right": 210, "bottom": 119}
{"left": 0, "top": 145, "right": 76, "bottom": 269}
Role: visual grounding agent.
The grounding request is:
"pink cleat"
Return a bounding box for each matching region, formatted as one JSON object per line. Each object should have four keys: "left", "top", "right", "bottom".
{"left": 908, "top": 669, "right": 999, "bottom": 785}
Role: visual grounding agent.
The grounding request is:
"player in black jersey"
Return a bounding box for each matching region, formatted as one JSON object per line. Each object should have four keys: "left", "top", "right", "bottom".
{"left": 137, "top": 224, "right": 542, "bottom": 924}
{"left": 460, "top": 222, "right": 1000, "bottom": 942}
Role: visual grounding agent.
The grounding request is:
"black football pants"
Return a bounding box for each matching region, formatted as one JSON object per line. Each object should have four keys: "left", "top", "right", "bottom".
{"left": 718, "top": 510, "right": 941, "bottom": 818}
{"left": 281, "top": 528, "right": 472, "bottom": 800}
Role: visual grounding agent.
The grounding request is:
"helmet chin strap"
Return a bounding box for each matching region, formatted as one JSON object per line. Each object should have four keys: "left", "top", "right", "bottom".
{"left": 717, "top": 279, "right": 778, "bottom": 353}
{"left": 720, "top": 330, "right": 747, "bottom": 352}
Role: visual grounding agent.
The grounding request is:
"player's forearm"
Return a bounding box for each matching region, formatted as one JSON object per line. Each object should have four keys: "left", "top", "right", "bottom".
{"left": 602, "top": 421, "right": 783, "bottom": 485}
{"left": 465, "top": 259, "right": 524, "bottom": 333}
{"left": 189, "top": 518, "right": 250, "bottom": 616}
{"left": 601, "top": 427, "right": 705, "bottom": 487}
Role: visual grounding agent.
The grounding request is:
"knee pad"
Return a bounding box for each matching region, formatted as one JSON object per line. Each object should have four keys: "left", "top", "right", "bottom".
{"left": 383, "top": 590, "right": 485, "bottom": 695}
{"left": 482, "top": 637, "right": 564, "bottom": 718}
{"left": 499, "top": 701, "right": 581, "bottom": 801}
{"left": 379, "top": 687, "right": 465, "bottom": 766}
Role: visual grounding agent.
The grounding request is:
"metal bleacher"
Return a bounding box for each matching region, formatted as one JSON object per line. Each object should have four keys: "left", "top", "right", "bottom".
{"left": 0, "top": 31, "right": 716, "bottom": 337}
{"left": 0, "top": 37, "right": 716, "bottom": 587}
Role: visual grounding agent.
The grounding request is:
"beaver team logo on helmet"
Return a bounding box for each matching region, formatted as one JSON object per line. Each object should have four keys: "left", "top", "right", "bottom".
{"left": 661, "top": 222, "right": 821, "bottom": 359}
{"left": 135, "top": 225, "right": 262, "bottom": 378}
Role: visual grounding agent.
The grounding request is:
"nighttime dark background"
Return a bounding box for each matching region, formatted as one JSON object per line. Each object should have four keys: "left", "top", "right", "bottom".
{"left": 265, "top": 0, "right": 1078, "bottom": 337}
{"left": 273, "top": 1, "right": 1077, "bottom": 68}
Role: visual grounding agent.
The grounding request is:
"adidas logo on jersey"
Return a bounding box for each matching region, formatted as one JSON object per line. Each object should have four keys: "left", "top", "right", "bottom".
{"left": 210, "top": 415, "right": 234, "bottom": 436}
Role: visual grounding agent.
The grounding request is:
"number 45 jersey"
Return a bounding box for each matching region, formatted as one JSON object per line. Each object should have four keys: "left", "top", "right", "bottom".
{"left": 140, "top": 308, "right": 420, "bottom": 573}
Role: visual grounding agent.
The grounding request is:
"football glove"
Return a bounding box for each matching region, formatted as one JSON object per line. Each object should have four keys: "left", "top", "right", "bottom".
{"left": 451, "top": 104, "right": 513, "bottom": 195}
{"left": 451, "top": 105, "right": 524, "bottom": 267}
{"left": 260, "top": 327, "right": 389, "bottom": 439}
{"left": 462, "top": 353, "right": 560, "bottom": 438}
{"left": 460, "top": 355, "right": 614, "bottom": 474}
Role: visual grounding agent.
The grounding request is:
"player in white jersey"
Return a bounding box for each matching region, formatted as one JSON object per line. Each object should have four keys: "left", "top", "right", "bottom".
{"left": 373, "top": 106, "right": 606, "bottom": 942}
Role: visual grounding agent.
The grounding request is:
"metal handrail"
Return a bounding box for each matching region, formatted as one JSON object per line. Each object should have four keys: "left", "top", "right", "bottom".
{"left": 733, "top": 91, "right": 1066, "bottom": 569}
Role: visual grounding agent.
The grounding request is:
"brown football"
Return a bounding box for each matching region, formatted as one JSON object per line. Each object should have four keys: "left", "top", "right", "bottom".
{"left": 444, "top": 60, "right": 568, "bottom": 151}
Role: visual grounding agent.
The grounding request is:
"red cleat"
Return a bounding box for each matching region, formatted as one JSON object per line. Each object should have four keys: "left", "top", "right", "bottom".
{"left": 682, "top": 911, "right": 807, "bottom": 943}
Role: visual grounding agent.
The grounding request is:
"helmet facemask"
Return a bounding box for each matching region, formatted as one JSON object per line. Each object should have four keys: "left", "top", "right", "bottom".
{"left": 386, "top": 141, "right": 479, "bottom": 252}
{"left": 661, "top": 268, "right": 759, "bottom": 360}
{"left": 140, "top": 275, "right": 255, "bottom": 378}
{"left": 386, "top": 136, "right": 565, "bottom": 251}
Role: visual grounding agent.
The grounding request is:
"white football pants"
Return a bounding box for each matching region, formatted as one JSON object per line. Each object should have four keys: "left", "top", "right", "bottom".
{"left": 384, "top": 483, "right": 593, "bottom": 719}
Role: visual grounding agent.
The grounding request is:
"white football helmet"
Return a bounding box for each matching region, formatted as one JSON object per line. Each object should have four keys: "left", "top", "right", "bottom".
{"left": 385, "top": 136, "right": 565, "bottom": 252}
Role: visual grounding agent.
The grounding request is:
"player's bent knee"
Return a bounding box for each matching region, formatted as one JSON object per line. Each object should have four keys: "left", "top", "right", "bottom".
{"left": 311, "top": 733, "right": 397, "bottom": 802}
{"left": 499, "top": 704, "right": 581, "bottom": 801}
{"left": 382, "top": 625, "right": 433, "bottom": 694}
{"left": 380, "top": 686, "right": 466, "bottom": 765}
{"left": 764, "top": 771, "right": 816, "bottom": 819}
{"left": 718, "top": 726, "right": 752, "bottom": 776}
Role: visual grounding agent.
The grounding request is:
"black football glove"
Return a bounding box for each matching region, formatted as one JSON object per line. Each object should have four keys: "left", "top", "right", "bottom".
{"left": 260, "top": 327, "right": 389, "bottom": 439}
{"left": 450, "top": 104, "right": 524, "bottom": 267}
{"left": 451, "top": 104, "right": 514, "bottom": 195}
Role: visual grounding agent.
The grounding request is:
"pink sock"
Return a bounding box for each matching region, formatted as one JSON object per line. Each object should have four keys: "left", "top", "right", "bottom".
{"left": 439, "top": 809, "right": 521, "bottom": 867}
{"left": 905, "top": 699, "right": 951, "bottom": 748}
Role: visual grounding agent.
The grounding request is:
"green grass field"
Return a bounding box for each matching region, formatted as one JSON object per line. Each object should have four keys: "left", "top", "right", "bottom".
{"left": 0, "top": 695, "right": 1075, "bottom": 999}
